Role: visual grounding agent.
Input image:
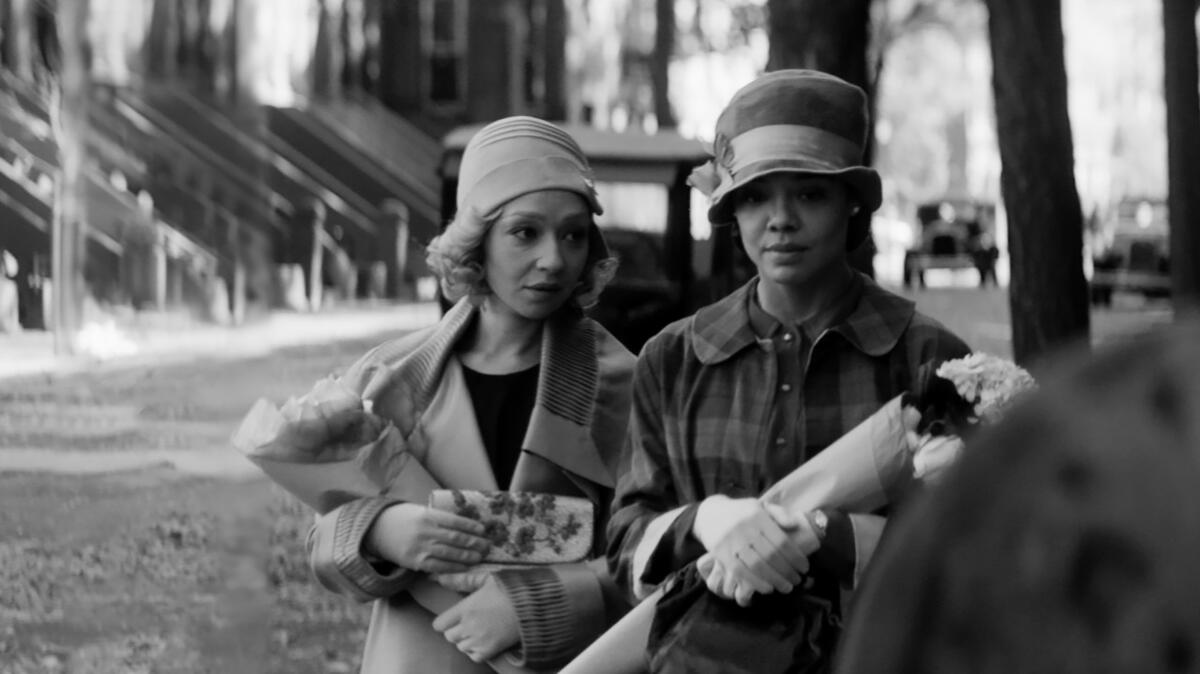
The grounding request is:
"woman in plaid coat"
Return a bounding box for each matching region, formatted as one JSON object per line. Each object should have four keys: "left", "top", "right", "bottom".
{"left": 604, "top": 70, "right": 969, "bottom": 673}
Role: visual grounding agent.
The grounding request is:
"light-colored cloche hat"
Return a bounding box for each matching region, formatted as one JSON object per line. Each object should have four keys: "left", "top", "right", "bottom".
{"left": 429, "top": 115, "right": 613, "bottom": 304}
{"left": 455, "top": 115, "right": 604, "bottom": 218}
{"left": 692, "top": 69, "right": 882, "bottom": 249}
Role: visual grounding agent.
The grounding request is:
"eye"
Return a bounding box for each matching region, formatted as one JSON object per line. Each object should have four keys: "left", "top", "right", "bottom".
{"left": 507, "top": 224, "right": 539, "bottom": 241}
{"left": 735, "top": 186, "right": 767, "bottom": 206}
{"left": 562, "top": 227, "right": 588, "bottom": 243}
{"left": 794, "top": 185, "right": 829, "bottom": 202}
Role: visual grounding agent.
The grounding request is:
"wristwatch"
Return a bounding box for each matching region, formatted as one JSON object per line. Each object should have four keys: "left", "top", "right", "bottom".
{"left": 808, "top": 509, "right": 829, "bottom": 541}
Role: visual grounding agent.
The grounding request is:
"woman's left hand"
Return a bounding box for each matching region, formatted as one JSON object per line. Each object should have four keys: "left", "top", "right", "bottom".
{"left": 432, "top": 576, "right": 521, "bottom": 663}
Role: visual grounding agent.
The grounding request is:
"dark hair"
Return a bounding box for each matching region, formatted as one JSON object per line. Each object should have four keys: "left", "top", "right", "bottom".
{"left": 837, "top": 320, "right": 1200, "bottom": 674}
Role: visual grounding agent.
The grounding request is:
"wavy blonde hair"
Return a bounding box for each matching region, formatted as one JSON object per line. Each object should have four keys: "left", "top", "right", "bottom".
{"left": 425, "top": 206, "right": 618, "bottom": 311}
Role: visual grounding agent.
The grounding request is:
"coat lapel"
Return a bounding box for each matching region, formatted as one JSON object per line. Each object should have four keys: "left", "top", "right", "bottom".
{"left": 362, "top": 298, "right": 496, "bottom": 490}
{"left": 365, "top": 301, "right": 623, "bottom": 494}
{"left": 515, "top": 315, "right": 615, "bottom": 490}
{"left": 419, "top": 358, "right": 499, "bottom": 490}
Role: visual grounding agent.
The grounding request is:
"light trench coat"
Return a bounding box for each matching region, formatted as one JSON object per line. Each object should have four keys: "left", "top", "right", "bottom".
{"left": 307, "top": 299, "right": 636, "bottom": 674}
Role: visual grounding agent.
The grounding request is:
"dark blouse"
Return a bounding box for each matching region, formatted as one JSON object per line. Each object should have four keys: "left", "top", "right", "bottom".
{"left": 461, "top": 363, "right": 540, "bottom": 488}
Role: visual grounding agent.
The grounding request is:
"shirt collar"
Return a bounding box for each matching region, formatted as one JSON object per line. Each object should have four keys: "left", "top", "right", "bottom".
{"left": 692, "top": 274, "right": 917, "bottom": 364}
{"left": 746, "top": 274, "right": 864, "bottom": 341}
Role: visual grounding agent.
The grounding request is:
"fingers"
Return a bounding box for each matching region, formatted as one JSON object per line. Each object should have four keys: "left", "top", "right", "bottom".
{"left": 732, "top": 544, "right": 794, "bottom": 594}
{"left": 755, "top": 511, "right": 810, "bottom": 582}
{"left": 427, "top": 508, "right": 488, "bottom": 537}
{"left": 416, "top": 557, "right": 476, "bottom": 575}
{"left": 431, "top": 608, "right": 461, "bottom": 633}
{"left": 440, "top": 624, "right": 468, "bottom": 645}
{"left": 428, "top": 530, "right": 490, "bottom": 559}
{"left": 423, "top": 509, "right": 491, "bottom": 559}
{"left": 704, "top": 558, "right": 732, "bottom": 598}
{"left": 733, "top": 581, "right": 756, "bottom": 607}
{"left": 763, "top": 503, "right": 798, "bottom": 530}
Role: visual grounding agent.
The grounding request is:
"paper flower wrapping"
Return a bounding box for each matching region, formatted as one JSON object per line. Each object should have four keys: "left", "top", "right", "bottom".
{"left": 231, "top": 376, "right": 438, "bottom": 515}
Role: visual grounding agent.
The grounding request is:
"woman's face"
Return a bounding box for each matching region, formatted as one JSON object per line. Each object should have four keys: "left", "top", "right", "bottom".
{"left": 732, "top": 173, "right": 855, "bottom": 289}
{"left": 482, "top": 189, "right": 591, "bottom": 321}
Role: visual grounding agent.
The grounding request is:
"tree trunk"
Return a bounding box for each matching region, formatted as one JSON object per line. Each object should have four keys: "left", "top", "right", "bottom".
{"left": 651, "top": 0, "right": 675, "bottom": 129}
{"left": 1163, "top": 0, "right": 1200, "bottom": 315}
{"left": 52, "top": 0, "right": 90, "bottom": 354}
{"left": 984, "top": 0, "right": 1090, "bottom": 364}
{"left": 766, "top": 0, "right": 875, "bottom": 276}
{"left": 543, "top": 0, "right": 568, "bottom": 120}
{"left": 765, "top": 0, "right": 872, "bottom": 103}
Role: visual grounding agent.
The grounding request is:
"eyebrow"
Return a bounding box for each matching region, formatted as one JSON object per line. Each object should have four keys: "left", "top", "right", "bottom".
{"left": 500, "top": 210, "right": 589, "bottom": 222}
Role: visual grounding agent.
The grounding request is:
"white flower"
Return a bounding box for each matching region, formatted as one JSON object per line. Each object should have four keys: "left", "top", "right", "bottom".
{"left": 935, "top": 353, "right": 1037, "bottom": 424}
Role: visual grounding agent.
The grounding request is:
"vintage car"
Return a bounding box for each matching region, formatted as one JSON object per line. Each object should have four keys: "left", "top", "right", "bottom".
{"left": 1089, "top": 198, "right": 1170, "bottom": 306}
{"left": 438, "top": 123, "right": 725, "bottom": 351}
{"left": 902, "top": 199, "right": 998, "bottom": 288}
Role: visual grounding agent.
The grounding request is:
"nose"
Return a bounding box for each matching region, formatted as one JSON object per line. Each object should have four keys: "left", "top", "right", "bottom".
{"left": 766, "top": 194, "right": 798, "bottom": 232}
{"left": 535, "top": 237, "right": 566, "bottom": 273}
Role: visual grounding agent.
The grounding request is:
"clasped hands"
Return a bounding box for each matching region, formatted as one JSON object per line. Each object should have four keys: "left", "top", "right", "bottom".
{"left": 693, "top": 495, "right": 821, "bottom": 607}
{"left": 369, "top": 503, "right": 521, "bottom": 662}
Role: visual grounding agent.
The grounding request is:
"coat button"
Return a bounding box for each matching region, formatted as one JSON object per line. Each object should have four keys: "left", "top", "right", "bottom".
{"left": 780, "top": 383, "right": 792, "bottom": 392}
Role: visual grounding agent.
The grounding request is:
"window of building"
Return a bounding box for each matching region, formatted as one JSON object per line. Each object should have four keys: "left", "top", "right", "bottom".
{"left": 421, "top": 0, "right": 467, "bottom": 105}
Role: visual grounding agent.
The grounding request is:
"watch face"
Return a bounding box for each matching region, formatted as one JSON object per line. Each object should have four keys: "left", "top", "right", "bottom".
{"left": 813, "top": 511, "right": 829, "bottom": 537}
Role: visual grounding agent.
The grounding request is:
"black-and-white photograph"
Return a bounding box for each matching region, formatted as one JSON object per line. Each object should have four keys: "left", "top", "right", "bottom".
{"left": 1, "top": 0, "right": 1198, "bottom": 672}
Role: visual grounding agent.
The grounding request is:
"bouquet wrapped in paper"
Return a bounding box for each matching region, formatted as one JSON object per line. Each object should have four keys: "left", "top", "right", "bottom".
{"left": 232, "top": 378, "right": 599, "bottom": 594}
{"left": 563, "top": 353, "right": 1037, "bottom": 674}
{"left": 231, "top": 376, "right": 440, "bottom": 515}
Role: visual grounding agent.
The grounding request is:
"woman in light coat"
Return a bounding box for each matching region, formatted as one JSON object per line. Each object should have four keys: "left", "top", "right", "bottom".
{"left": 307, "top": 116, "right": 635, "bottom": 673}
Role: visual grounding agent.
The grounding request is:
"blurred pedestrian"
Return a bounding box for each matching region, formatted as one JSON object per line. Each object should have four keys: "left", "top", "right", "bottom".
{"left": 264, "top": 116, "right": 635, "bottom": 673}
{"left": 601, "top": 70, "right": 970, "bottom": 673}
{"left": 836, "top": 320, "right": 1200, "bottom": 674}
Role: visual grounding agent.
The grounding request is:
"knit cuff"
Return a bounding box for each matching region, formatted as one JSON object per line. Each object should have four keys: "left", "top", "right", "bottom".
{"left": 309, "top": 497, "right": 412, "bottom": 601}
{"left": 494, "top": 564, "right": 605, "bottom": 670}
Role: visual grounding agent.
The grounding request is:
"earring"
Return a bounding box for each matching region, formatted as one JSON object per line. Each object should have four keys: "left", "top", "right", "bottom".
{"left": 850, "top": 204, "right": 862, "bottom": 216}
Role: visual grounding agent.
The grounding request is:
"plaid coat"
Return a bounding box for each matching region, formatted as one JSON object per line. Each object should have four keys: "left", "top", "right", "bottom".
{"left": 607, "top": 275, "right": 969, "bottom": 604}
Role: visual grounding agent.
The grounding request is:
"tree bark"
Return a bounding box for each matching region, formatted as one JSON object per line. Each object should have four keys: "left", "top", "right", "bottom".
{"left": 651, "top": 0, "right": 676, "bottom": 128}
{"left": 543, "top": 0, "right": 568, "bottom": 120}
{"left": 984, "top": 0, "right": 1090, "bottom": 364}
{"left": 765, "top": 0, "right": 872, "bottom": 106}
{"left": 52, "top": 0, "right": 90, "bottom": 354}
{"left": 1163, "top": 0, "right": 1200, "bottom": 315}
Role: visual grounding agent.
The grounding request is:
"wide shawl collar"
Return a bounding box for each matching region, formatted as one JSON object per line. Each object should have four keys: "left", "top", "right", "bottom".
{"left": 361, "top": 299, "right": 620, "bottom": 494}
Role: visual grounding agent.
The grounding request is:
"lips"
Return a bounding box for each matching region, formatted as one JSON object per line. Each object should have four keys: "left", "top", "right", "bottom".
{"left": 525, "top": 283, "right": 564, "bottom": 293}
{"left": 763, "top": 242, "right": 808, "bottom": 253}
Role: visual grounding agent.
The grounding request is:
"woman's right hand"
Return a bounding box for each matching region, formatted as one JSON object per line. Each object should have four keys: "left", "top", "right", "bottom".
{"left": 366, "top": 503, "right": 492, "bottom": 574}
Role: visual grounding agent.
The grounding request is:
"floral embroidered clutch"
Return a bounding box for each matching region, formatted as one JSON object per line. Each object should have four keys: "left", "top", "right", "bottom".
{"left": 427, "top": 489, "right": 595, "bottom": 592}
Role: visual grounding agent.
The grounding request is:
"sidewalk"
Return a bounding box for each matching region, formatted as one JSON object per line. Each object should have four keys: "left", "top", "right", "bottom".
{"left": 0, "top": 300, "right": 441, "bottom": 383}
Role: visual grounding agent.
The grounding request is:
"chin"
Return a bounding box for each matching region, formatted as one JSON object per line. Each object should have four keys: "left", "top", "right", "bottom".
{"left": 761, "top": 266, "right": 816, "bottom": 287}
{"left": 513, "top": 299, "right": 568, "bottom": 321}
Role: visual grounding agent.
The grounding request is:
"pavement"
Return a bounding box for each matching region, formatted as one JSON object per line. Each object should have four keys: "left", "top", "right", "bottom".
{"left": 0, "top": 300, "right": 441, "bottom": 383}
{"left": 0, "top": 300, "right": 442, "bottom": 477}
